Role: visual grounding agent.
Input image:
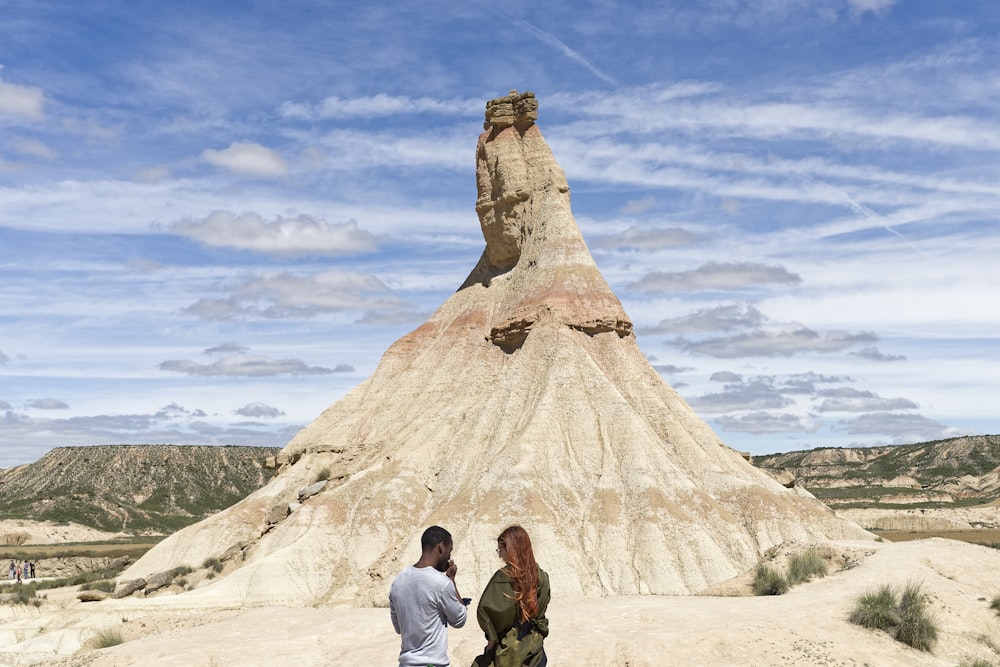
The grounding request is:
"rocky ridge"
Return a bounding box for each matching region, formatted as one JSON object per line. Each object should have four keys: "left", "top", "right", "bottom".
{"left": 754, "top": 434, "right": 1000, "bottom": 507}
{"left": 0, "top": 445, "right": 280, "bottom": 534}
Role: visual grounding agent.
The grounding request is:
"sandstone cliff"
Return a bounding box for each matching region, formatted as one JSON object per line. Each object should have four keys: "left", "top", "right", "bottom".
{"left": 121, "top": 91, "right": 871, "bottom": 606}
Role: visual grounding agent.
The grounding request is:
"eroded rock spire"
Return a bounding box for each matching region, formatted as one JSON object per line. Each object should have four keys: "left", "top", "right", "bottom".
{"left": 120, "top": 92, "right": 872, "bottom": 609}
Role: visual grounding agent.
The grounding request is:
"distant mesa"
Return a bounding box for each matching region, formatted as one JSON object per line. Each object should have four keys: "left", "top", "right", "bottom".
{"left": 120, "top": 92, "right": 871, "bottom": 607}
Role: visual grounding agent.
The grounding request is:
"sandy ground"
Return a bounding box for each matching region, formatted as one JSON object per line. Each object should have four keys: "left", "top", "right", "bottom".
{"left": 1, "top": 538, "right": 998, "bottom": 667}
{"left": 0, "top": 522, "right": 130, "bottom": 546}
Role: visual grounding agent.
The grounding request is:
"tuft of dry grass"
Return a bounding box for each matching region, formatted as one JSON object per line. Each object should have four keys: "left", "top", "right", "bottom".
{"left": 786, "top": 548, "right": 828, "bottom": 585}
{"left": 752, "top": 564, "right": 788, "bottom": 596}
{"left": 849, "top": 582, "right": 938, "bottom": 652}
{"left": 88, "top": 627, "right": 125, "bottom": 650}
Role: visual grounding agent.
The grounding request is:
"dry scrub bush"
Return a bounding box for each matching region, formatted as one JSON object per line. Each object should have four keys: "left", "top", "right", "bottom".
{"left": 752, "top": 564, "right": 789, "bottom": 596}
{"left": 990, "top": 594, "right": 1000, "bottom": 615}
{"left": 88, "top": 627, "right": 125, "bottom": 650}
{"left": 849, "top": 584, "right": 899, "bottom": 631}
{"left": 895, "top": 582, "right": 938, "bottom": 651}
{"left": 753, "top": 548, "right": 828, "bottom": 596}
{"left": 202, "top": 556, "right": 223, "bottom": 573}
{"left": 786, "top": 548, "right": 828, "bottom": 585}
{"left": 849, "top": 582, "right": 938, "bottom": 652}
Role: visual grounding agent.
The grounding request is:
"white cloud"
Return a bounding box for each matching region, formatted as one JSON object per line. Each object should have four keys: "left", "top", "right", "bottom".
{"left": 850, "top": 346, "right": 906, "bottom": 362}
{"left": 679, "top": 325, "right": 877, "bottom": 358}
{"left": 26, "top": 398, "right": 69, "bottom": 410}
{"left": 644, "top": 304, "right": 766, "bottom": 334}
{"left": 592, "top": 225, "right": 698, "bottom": 250}
{"left": 630, "top": 262, "right": 801, "bottom": 292}
{"left": 619, "top": 197, "right": 656, "bottom": 215}
{"left": 715, "top": 411, "right": 820, "bottom": 434}
{"left": 201, "top": 142, "right": 288, "bottom": 178}
{"left": 171, "top": 211, "right": 379, "bottom": 256}
{"left": 847, "top": 0, "right": 897, "bottom": 16}
{"left": 815, "top": 388, "right": 917, "bottom": 412}
{"left": 0, "top": 73, "right": 45, "bottom": 120}
{"left": 159, "top": 353, "right": 341, "bottom": 377}
{"left": 182, "top": 269, "right": 408, "bottom": 321}
{"left": 278, "top": 94, "right": 478, "bottom": 120}
{"left": 8, "top": 136, "right": 55, "bottom": 160}
{"left": 234, "top": 402, "right": 285, "bottom": 418}
{"left": 687, "top": 380, "right": 792, "bottom": 413}
{"left": 840, "top": 412, "right": 966, "bottom": 443}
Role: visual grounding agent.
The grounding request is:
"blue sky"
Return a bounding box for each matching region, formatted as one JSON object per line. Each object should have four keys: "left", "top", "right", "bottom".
{"left": 2, "top": 0, "right": 999, "bottom": 467}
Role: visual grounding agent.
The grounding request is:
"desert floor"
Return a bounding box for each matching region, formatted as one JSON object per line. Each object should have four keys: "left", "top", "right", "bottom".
{"left": 1, "top": 537, "right": 998, "bottom": 667}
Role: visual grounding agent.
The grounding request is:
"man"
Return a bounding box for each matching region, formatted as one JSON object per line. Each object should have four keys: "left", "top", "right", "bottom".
{"left": 389, "top": 525, "right": 468, "bottom": 667}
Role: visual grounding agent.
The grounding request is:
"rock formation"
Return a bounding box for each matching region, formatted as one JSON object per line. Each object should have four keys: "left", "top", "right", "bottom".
{"left": 121, "top": 91, "right": 871, "bottom": 606}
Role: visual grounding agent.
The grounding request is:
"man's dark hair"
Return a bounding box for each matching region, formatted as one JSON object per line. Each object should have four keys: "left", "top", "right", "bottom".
{"left": 421, "top": 525, "right": 452, "bottom": 551}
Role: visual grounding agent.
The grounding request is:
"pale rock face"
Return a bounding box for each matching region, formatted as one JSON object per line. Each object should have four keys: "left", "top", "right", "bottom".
{"left": 122, "top": 91, "right": 872, "bottom": 606}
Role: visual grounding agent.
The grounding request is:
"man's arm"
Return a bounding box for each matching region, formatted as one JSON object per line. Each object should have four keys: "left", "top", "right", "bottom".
{"left": 389, "top": 594, "right": 401, "bottom": 634}
{"left": 442, "top": 563, "right": 467, "bottom": 628}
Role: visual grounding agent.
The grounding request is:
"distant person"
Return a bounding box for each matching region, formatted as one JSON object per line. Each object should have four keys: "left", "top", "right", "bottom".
{"left": 7, "top": 560, "right": 13, "bottom": 580}
{"left": 30, "top": 561, "right": 35, "bottom": 578}
{"left": 389, "top": 525, "right": 468, "bottom": 667}
{"left": 473, "top": 525, "right": 550, "bottom": 667}
{"left": 15, "top": 563, "right": 21, "bottom": 584}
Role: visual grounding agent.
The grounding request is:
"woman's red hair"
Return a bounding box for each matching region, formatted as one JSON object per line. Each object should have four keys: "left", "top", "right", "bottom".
{"left": 498, "top": 525, "right": 539, "bottom": 622}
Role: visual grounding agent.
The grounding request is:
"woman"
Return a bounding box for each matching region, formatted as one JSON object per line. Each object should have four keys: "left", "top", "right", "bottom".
{"left": 474, "top": 525, "right": 550, "bottom": 667}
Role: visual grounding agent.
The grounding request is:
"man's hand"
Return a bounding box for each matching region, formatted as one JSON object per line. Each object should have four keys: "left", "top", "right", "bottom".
{"left": 446, "top": 559, "right": 457, "bottom": 579}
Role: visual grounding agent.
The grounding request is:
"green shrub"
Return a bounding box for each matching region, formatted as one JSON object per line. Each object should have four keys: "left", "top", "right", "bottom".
{"left": 990, "top": 594, "right": 1000, "bottom": 614}
{"left": 315, "top": 467, "right": 331, "bottom": 482}
{"left": 752, "top": 564, "right": 789, "bottom": 596}
{"left": 787, "top": 549, "right": 827, "bottom": 585}
{"left": 849, "top": 582, "right": 938, "bottom": 652}
{"left": 895, "top": 583, "right": 937, "bottom": 651}
{"left": 849, "top": 585, "right": 899, "bottom": 631}
{"left": 89, "top": 627, "right": 125, "bottom": 649}
{"left": 202, "top": 556, "right": 223, "bottom": 573}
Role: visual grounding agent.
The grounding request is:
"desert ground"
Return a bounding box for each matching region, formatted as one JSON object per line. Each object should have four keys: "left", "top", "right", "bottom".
{"left": 0, "top": 522, "right": 131, "bottom": 546}
{"left": 2, "top": 532, "right": 999, "bottom": 667}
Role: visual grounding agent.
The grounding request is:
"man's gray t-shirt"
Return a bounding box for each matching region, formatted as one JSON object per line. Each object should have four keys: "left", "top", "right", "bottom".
{"left": 389, "top": 565, "right": 467, "bottom": 667}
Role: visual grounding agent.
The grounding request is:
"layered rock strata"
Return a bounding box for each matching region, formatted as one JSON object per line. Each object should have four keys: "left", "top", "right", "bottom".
{"left": 122, "top": 92, "right": 871, "bottom": 607}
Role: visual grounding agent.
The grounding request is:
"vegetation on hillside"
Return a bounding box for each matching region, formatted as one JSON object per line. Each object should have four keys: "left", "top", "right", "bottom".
{"left": 752, "top": 548, "right": 828, "bottom": 596}
{"left": 754, "top": 435, "right": 1000, "bottom": 508}
{"left": 0, "top": 445, "right": 280, "bottom": 533}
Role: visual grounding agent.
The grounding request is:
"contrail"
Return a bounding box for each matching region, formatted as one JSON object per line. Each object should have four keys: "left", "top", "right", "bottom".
{"left": 511, "top": 16, "right": 618, "bottom": 86}
{"left": 814, "top": 179, "right": 926, "bottom": 257}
